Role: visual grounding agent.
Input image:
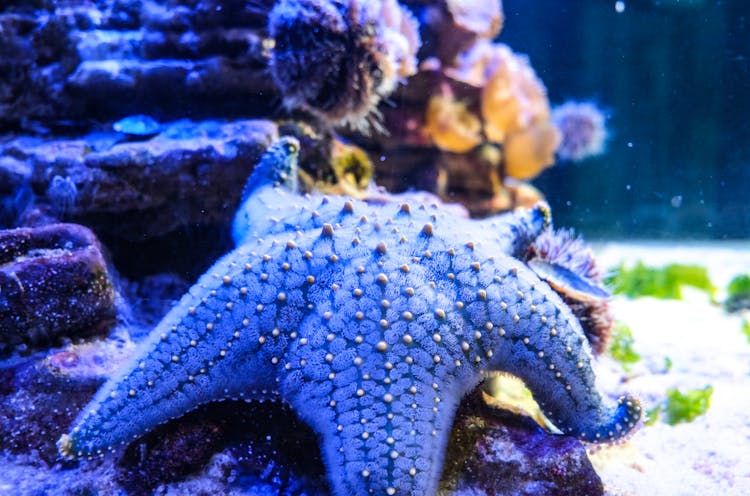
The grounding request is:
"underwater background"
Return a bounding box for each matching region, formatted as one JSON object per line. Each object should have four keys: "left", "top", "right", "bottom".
{"left": 1, "top": 0, "right": 749, "bottom": 495}
{"left": 505, "top": 0, "right": 750, "bottom": 239}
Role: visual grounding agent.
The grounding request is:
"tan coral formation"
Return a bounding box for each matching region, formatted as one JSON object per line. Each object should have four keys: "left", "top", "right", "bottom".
{"left": 424, "top": 93, "right": 483, "bottom": 153}
{"left": 446, "top": 40, "right": 561, "bottom": 180}
{"left": 345, "top": 0, "right": 562, "bottom": 216}
{"left": 503, "top": 121, "right": 561, "bottom": 180}
{"left": 478, "top": 45, "right": 551, "bottom": 142}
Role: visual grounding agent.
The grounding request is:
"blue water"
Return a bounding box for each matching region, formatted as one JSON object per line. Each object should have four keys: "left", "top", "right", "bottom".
{"left": 503, "top": 0, "right": 750, "bottom": 239}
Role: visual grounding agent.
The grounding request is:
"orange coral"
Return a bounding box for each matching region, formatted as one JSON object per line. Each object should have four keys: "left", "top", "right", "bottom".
{"left": 425, "top": 94, "right": 483, "bottom": 153}
{"left": 478, "top": 43, "right": 551, "bottom": 143}
{"left": 504, "top": 121, "right": 561, "bottom": 180}
{"left": 447, "top": 41, "right": 559, "bottom": 179}
{"left": 504, "top": 177, "right": 546, "bottom": 209}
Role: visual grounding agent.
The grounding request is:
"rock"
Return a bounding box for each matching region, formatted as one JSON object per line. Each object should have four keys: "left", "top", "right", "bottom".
{"left": 0, "top": 343, "right": 603, "bottom": 494}
{"left": 442, "top": 391, "right": 604, "bottom": 496}
{"left": 1, "top": 119, "right": 278, "bottom": 240}
{"left": 0, "top": 0, "right": 275, "bottom": 125}
{"left": 116, "top": 400, "right": 329, "bottom": 495}
{"left": 0, "top": 223, "right": 117, "bottom": 356}
{"left": 156, "top": 451, "right": 247, "bottom": 496}
{"left": 0, "top": 354, "right": 102, "bottom": 464}
{"left": 43, "top": 325, "right": 137, "bottom": 382}
{"left": 100, "top": 387, "right": 601, "bottom": 495}
{"left": 0, "top": 156, "right": 33, "bottom": 228}
{"left": 0, "top": 0, "right": 545, "bottom": 221}
{"left": 0, "top": 8, "right": 80, "bottom": 125}
{"left": 117, "top": 409, "right": 228, "bottom": 494}
{"left": 122, "top": 272, "right": 191, "bottom": 329}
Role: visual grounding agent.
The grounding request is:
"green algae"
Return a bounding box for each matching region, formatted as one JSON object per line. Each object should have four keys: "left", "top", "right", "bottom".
{"left": 741, "top": 319, "right": 750, "bottom": 344}
{"left": 606, "top": 262, "right": 715, "bottom": 300}
{"left": 725, "top": 274, "right": 750, "bottom": 312}
{"left": 647, "top": 386, "right": 714, "bottom": 426}
{"left": 607, "top": 321, "right": 641, "bottom": 371}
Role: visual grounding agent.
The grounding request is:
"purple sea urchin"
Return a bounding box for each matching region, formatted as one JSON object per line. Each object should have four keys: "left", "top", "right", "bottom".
{"left": 526, "top": 228, "right": 614, "bottom": 354}
{"left": 527, "top": 228, "right": 602, "bottom": 283}
{"left": 552, "top": 101, "right": 608, "bottom": 162}
{"left": 268, "top": 0, "right": 420, "bottom": 131}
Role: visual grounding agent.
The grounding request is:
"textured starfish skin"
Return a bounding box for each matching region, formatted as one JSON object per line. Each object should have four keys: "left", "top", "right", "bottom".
{"left": 60, "top": 138, "right": 641, "bottom": 496}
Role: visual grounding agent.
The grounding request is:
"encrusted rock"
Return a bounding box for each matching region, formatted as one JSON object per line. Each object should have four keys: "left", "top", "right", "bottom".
{"left": 1, "top": 0, "right": 552, "bottom": 220}
{"left": 442, "top": 392, "right": 605, "bottom": 496}
{"left": 117, "top": 401, "right": 329, "bottom": 494}
{"left": 0, "top": 0, "right": 273, "bottom": 124}
{"left": 1, "top": 119, "right": 278, "bottom": 240}
{"left": 121, "top": 272, "right": 191, "bottom": 329}
{"left": 0, "top": 355, "right": 102, "bottom": 464}
{"left": 72, "top": 385, "right": 603, "bottom": 494}
{"left": 71, "top": 384, "right": 603, "bottom": 495}
{"left": 0, "top": 322, "right": 607, "bottom": 494}
{"left": 0, "top": 223, "right": 116, "bottom": 355}
{"left": 0, "top": 156, "right": 33, "bottom": 228}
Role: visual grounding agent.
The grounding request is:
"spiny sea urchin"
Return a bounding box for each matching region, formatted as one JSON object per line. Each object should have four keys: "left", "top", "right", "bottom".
{"left": 526, "top": 228, "right": 614, "bottom": 354}
{"left": 268, "top": 0, "right": 420, "bottom": 131}
{"left": 551, "top": 101, "right": 608, "bottom": 162}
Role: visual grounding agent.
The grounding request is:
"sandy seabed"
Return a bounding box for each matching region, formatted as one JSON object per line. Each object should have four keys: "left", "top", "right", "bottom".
{"left": 590, "top": 242, "right": 750, "bottom": 496}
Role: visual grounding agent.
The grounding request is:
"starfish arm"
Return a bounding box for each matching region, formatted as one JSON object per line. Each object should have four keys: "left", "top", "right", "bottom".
{"left": 299, "top": 383, "right": 463, "bottom": 496}
{"left": 59, "top": 245, "right": 286, "bottom": 458}
{"left": 282, "top": 312, "right": 472, "bottom": 496}
{"left": 454, "top": 252, "right": 641, "bottom": 442}
{"left": 476, "top": 201, "right": 551, "bottom": 258}
{"left": 239, "top": 136, "right": 300, "bottom": 201}
{"left": 272, "top": 233, "right": 489, "bottom": 496}
{"left": 233, "top": 137, "right": 300, "bottom": 245}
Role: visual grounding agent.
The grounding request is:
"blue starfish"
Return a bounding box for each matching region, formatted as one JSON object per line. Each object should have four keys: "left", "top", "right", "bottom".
{"left": 60, "top": 138, "right": 641, "bottom": 496}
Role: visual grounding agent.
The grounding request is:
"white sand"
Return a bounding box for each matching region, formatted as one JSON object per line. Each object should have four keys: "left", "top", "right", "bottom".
{"left": 588, "top": 242, "right": 750, "bottom": 496}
